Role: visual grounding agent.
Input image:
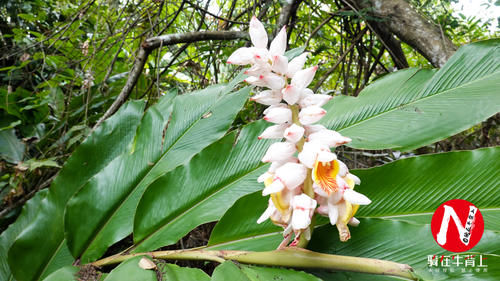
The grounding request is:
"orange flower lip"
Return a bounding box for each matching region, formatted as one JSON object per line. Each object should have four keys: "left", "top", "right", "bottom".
{"left": 312, "top": 159, "right": 340, "bottom": 195}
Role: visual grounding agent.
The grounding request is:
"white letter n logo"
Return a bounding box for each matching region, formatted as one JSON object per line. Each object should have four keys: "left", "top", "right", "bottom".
{"left": 436, "top": 205, "right": 477, "bottom": 246}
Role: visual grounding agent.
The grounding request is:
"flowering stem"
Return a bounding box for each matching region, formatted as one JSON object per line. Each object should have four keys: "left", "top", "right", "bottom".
{"left": 92, "top": 248, "right": 418, "bottom": 280}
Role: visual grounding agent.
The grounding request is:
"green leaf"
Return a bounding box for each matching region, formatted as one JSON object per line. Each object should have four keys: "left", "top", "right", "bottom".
{"left": 211, "top": 261, "right": 321, "bottom": 281}
{"left": 321, "top": 39, "right": 500, "bottom": 150}
{"left": 284, "top": 46, "right": 306, "bottom": 60}
{"left": 308, "top": 219, "right": 500, "bottom": 281}
{"left": 0, "top": 129, "right": 25, "bottom": 163}
{"left": 353, "top": 147, "right": 500, "bottom": 220}
{"left": 158, "top": 263, "right": 210, "bottom": 281}
{"left": 65, "top": 85, "right": 248, "bottom": 262}
{"left": 0, "top": 190, "right": 47, "bottom": 281}
{"left": 102, "top": 256, "right": 156, "bottom": 281}
{"left": 206, "top": 148, "right": 500, "bottom": 280}
{"left": 41, "top": 266, "right": 78, "bottom": 281}
{"left": 133, "top": 120, "right": 274, "bottom": 252}
{"left": 8, "top": 101, "right": 146, "bottom": 281}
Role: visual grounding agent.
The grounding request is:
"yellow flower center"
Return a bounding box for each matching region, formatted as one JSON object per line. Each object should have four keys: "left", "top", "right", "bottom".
{"left": 312, "top": 159, "right": 340, "bottom": 195}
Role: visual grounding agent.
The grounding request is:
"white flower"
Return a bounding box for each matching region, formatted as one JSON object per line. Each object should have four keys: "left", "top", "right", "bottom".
{"left": 282, "top": 85, "right": 302, "bottom": 105}
{"left": 261, "top": 142, "right": 296, "bottom": 162}
{"left": 269, "top": 25, "right": 287, "bottom": 56}
{"left": 298, "top": 141, "right": 336, "bottom": 169}
{"left": 249, "top": 16, "right": 268, "bottom": 49}
{"left": 263, "top": 105, "right": 292, "bottom": 124}
{"left": 286, "top": 52, "right": 309, "bottom": 78}
{"left": 298, "top": 106, "right": 326, "bottom": 125}
{"left": 308, "top": 129, "right": 351, "bottom": 147}
{"left": 291, "top": 194, "right": 317, "bottom": 230}
{"left": 250, "top": 89, "right": 282, "bottom": 106}
{"left": 291, "top": 66, "right": 318, "bottom": 89}
{"left": 271, "top": 55, "right": 288, "bottom": 75}
{"left": 226, "top": 47, "right": 255, "bottom": 65}
{"left": 275, "top": 162, "right": 307, "bottom": 190}
{"left": 258, "top": 124, "right": 288, "bottom": 139}
{"left": 283, "top": 124, "right": 304, "bottom": 143}
{"left": 298, "top": 90, "right": 332, "bottom": 108}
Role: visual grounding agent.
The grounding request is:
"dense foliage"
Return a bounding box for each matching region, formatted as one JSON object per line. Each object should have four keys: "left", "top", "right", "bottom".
{"left": 0, "top": 0, "right": 499, "bottom": 281}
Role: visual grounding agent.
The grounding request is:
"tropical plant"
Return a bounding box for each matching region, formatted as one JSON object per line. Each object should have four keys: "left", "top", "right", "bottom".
{"left": 0, "top": 10, "right": 498, "bottom": 279}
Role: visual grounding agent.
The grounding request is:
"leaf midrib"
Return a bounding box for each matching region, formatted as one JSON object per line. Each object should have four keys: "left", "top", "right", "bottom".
{"left": 133, "top": 162, "right": 268, "bottom": 250}
{"left": 337, "top": 70, "right": 499, "bottom": 133}
{"left": 77, "top": 93, "right": 232, "bottom": 258}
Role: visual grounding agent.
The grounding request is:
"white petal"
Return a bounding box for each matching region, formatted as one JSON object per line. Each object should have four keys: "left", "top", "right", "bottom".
{"left": 262, "top": 179, "right": 285, "bottom": 196}
{"left": 251, "top": 89, "right": 282, "bottom": 106}
{"left": 271, "top": 55, "right": 288, "bottom": 74}
{"left": 308, "top": 129, "right": 351, "bottom": 147}
{"left": 257, "top": 201, "right": 276, "bottom": 224}
{"left": 343, "top": 189, "right": 371, "bottom": 205}
{"left": 253, "top": 48, "right": 270, "bottom": 65}
{"left": 316, "top": 150, "right": 336, "bottom": 163}
{"left": 299, "top": 106, "right": 326, "bottom": 125}
{"left": 263, "top": 103, "right": 287, "bottom": 114}
{"left": 299, "top": 93, "right": 332, "bottom": 108}
{"left": 249, "top": 16, "right": 268, "bottom": 49}
{"left": 282, "top": 85, "right": 302, "bottom": 105}
{"left": 286, "top": 52, "right": 308, "bottom": 78}
{"left": 270, "top": 25, "right": 287, "bottom": 56}
{"left": 258, "top": 124, "right": 288, "bottom": 139}
{"left": 347, "top": 173, "right": 361, "bottom": 185}
{"left": 291, "top": 210, "right": 311, "bottom": 230}
{"left": 297, "top": 141, "right": 318, "bottom": 168}
{"left": 313, "top": 182, "right": 329, "bottom": 198}
{"left": 269, "top": 157, "right": 298, "bottom": 173}
{"left": 244, "top": 63, "right": 271, "bottom": 77}
{"left": 227, "top": 47, "right": 255, "bottom": 65}
{"left": 292, "top": 193, "right": 317, "bottom": 209}
{"left": 257, "top": 172, "right": 273, "bottom": 183}
{"left": 244, "top": 75, "right": 267, "bottom": 87}
{"left": 338, "top": 160, "right": 348, "bottom": 177}
{"left": 261, "top": 142, "right": 296, "bottom": 162}
{"left": 275, "top": 162, "right": 307, "bottom": 189}
{"left": 304, "top": 124, "right": 326, "bottom": 135}
{"left": 348, "top": 217, "right": 360, "bottom": 227}
{"left": 291, "top": 66, "right": 318, "bottom": 89}
{"left": 262, "top": 73, "right": 285, "bottom": 90}
{"left": 284, "top": 124, "right": 305, "bottom": 143}
{"left": 328, "top": 190, "right": 344, "bottom": 205}
{"left": 327, "top": 203, "right": 338, "bottom": 225}
{"left": 263, "top": 106, "right": 292, "bottom": 124}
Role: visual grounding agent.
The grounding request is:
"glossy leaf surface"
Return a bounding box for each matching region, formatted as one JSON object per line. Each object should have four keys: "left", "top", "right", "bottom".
{"left": 321, "top": 39, "right": 500, "bottom": 150}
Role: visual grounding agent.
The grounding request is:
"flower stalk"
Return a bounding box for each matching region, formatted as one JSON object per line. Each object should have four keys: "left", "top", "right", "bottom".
{"left": 92, "top": 248, "right": 418, "bottom": 280}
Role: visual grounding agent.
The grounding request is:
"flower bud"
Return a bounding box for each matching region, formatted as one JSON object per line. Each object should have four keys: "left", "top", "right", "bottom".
{"left": 263, "top": 106, "right": 292, "bottom": 124}
{"left": 250, "top": 16, "right": 268, "bottom": 49}
{"left": 286, "top": 52, "right": 308, "bottom": 78}
{"left": 251, "top": 90, "right": 282, "bottom": 106}
{"left": 271, "top": 55, "right": 288, "bottom": 74}
{"left": 291, "top": 65, "right": 318, "bottom": 89}
{"left": 298, "top": 106, "right": 326, "bottom": 125}
{"left": 291, "top": 194, "right": 317, "bottom": 230}
{"left": 275, "top": 162, "right": 307, "bottom": 190}
{"left": 227, "top": 47, "right": 255, "bottom": 65}
{"left": 258, "top": 124, "right": 288, "bottom": 139}
{"left": 282, "top": 85, "right": 302, "bottom": 105}
{"left": 261, "top": 142, "right": 296, "bottom": 162}
{"left": 308, "top": 129, "right": 351, "bottom": 147}
{"left": 343, "top": 189, "right": 371, "bottom": 205}
{"left": 299, "top": 92, "right": 332, "bottom": 108}
{"left": 269, "top": 25, "right": 287, "bottom": 56}
{"left": 284, "top": 124, "right": 305, "bottom": 143}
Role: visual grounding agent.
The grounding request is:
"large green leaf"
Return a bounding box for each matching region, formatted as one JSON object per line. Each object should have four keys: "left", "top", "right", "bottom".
{"left": 211, "top": 261, "right": 321, "bottom": 281}
{"left": 133, "top": 120, "right": 274, "bottom": 252}
{"left": 308, "top": 219, "right": 500, "bottom": 281}
{"left": 40, "top": 266, "right": 78, "bottom": 281}
{"left": 0, "top": 190, "right": 46, "bottom": 281}
{"left": 321, "top": 39, "right": 500, "bottom": 151}
{"left": 8, "top": 101, "right": 146, "bottom": 281}
{"left": 158, "top": 263, "right": 210, "bottom": 281}
{"left": 206, "top": 148, "right": 500, "bottom": 280}
{"left": 102, "top": 256, "right": 156, "bottom": 281}
{"left": 65, "top": 84, "right": 248, "bottom": 262}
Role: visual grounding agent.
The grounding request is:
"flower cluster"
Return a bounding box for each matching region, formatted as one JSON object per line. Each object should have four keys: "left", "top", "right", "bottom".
{"left": 227, "top": 17, "right": 371, "bottom": 247}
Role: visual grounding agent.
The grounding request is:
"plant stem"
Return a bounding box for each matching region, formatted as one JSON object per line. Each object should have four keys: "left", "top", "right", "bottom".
{"left": 92, "top": 248, "right": 418, "bottom": 280}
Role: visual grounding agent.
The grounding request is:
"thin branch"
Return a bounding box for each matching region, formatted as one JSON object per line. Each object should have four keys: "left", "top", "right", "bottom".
{"left": 92, "top": 248, "right": 418, "bottom": 280}
{"left": 93, "top": 31, "right": 248, "bottom": 129}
